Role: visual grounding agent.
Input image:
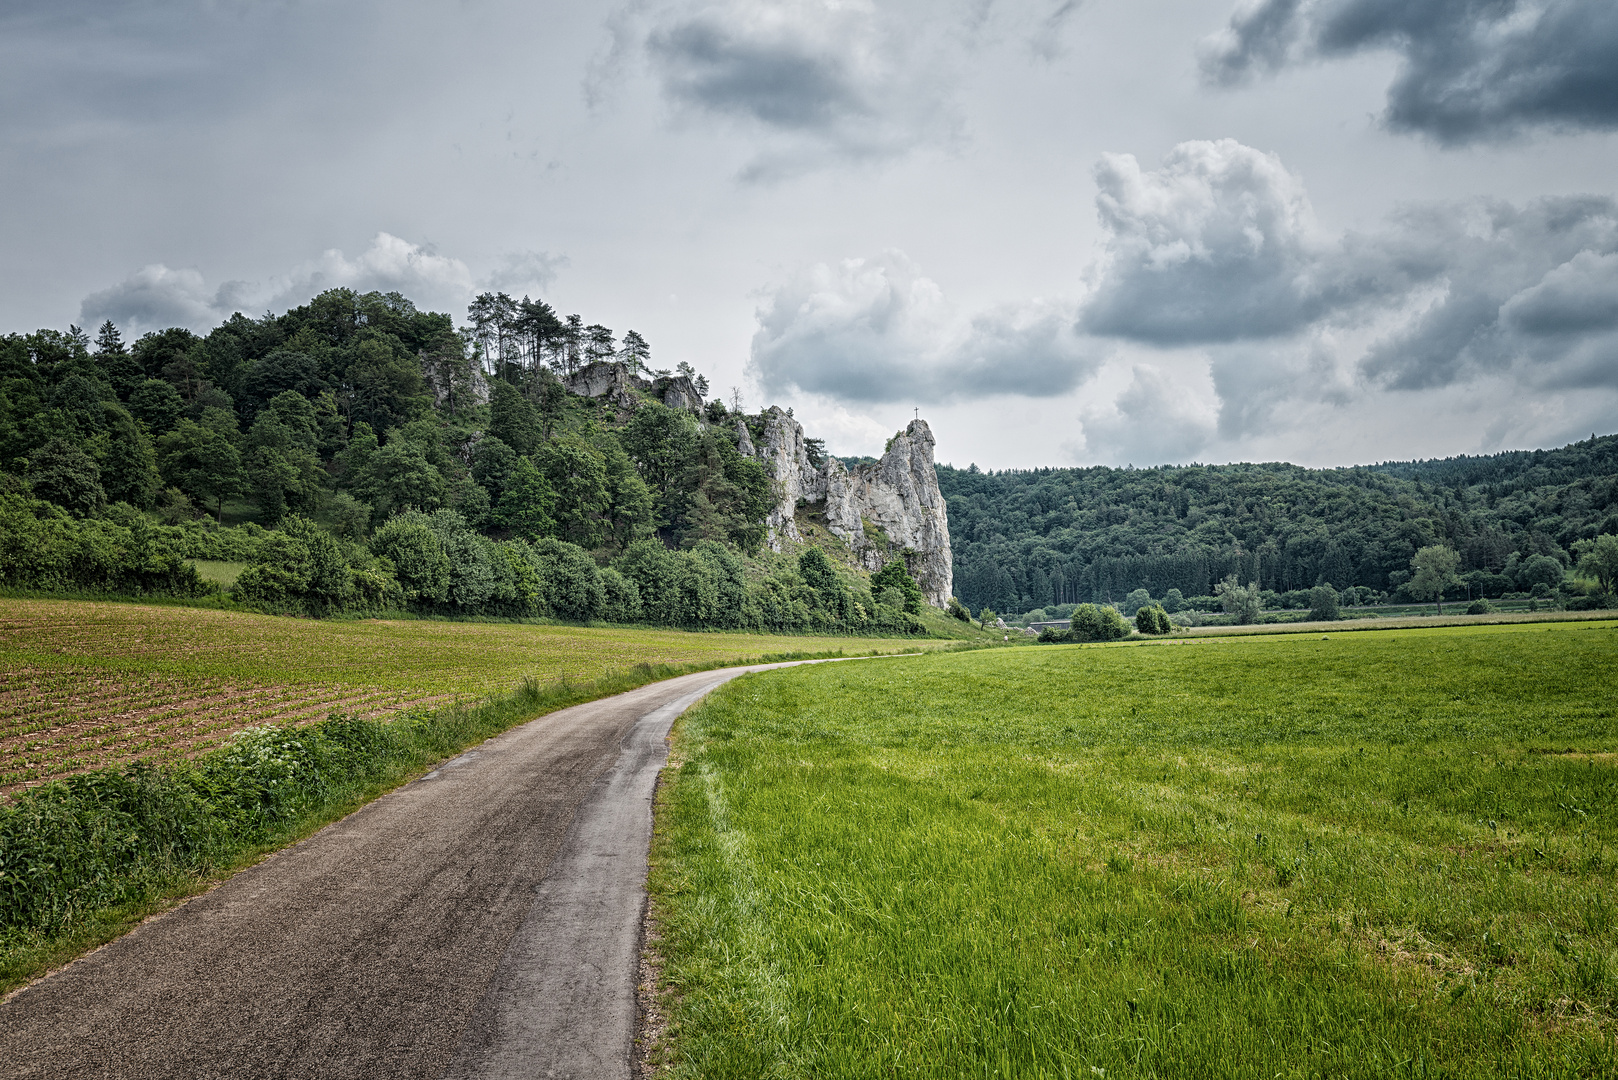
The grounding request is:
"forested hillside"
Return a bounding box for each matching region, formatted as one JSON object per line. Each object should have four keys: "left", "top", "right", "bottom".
{"left": 0, "top": 289, "right": 934, "bottom": 635}
{"left": 942, "top": 435, "right": 1618, "bottom": 615}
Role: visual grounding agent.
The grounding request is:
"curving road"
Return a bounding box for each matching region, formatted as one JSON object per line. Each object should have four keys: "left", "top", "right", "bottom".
{"left": 0, "top": 660, "right": 833, "bottom": 1079}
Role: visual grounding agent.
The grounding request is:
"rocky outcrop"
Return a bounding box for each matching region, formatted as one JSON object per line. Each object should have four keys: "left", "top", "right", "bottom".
{"left": 820, "top": 420, "right": 952, "bottom": 607}
{"left": 557, "top": 364, "right": 953, "bottom": 607}
{"left": 564, "top": 361, "right": 707, "bottom": 413}
{"left": 564, "top": 361, "right": 644, "bottom": 409}
{"left": 654, "top": 374, "right": 704, "bottom": 412}
{"left": 747, "top": 410, "right": 953, "bottom": 607}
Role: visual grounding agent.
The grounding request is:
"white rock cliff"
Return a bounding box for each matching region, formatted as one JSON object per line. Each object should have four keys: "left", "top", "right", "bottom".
{"left": 562, "top": 362, "right": 954, "bottom": 607}
{"left": 750, "top": 408, "right": 953, "bottom": 608}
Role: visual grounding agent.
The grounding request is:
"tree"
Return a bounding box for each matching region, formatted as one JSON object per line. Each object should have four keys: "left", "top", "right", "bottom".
{"left": 488, "top": 379, "right": 540, "bottom": 457}
{"left": 355, "top": 438, "right": 446, "bottom": 519}
{"left": 621, "top": 400, "right": 698, "bottom": 515}
{"left": 157, "top": 410, "right": 245, "bottom": 521}
{"left": 1215, "top": 574, "right": 1262, "bottom": 624}
{"left": 1574, "top": 534, "right": 1618, "bottom": 599}
{"left": 371, "top": 510, "right": 450, "bottom": 604}
{"left": 128, "top": 379, "right": 185, "bottom": 435}
{"left": 25, "top": 440, "right": 106, "bottom": 516}
{"left": 619, "top": 330, "right": 650, "bottom": 374}
{"left": 1308, "top": 583, "right": 1340, "bottom": 621}
{"left": 95, "top": 404, "right": 162, "bottom": 509}
{"left": 1072, "top": 603, "right": 1131, "bottom": 641}
{"left": 1123, "top": 588, "right": 1152, "bottom": 616}
{"left": 470, "top": 436, "right": 519, "bottom": 505}
{"left": 584, "top": 324, "right": 616, "bottom": 364}
{"left": 233, "top": 515, "right": 353, "bottom": 611}
{"left": 538, "top": 437, "right": 610, "bottom": 549}
{"left": 497, "top": 457, "right": 557, "bottom": 542}
{"left": 1134, "top": 604, "right": 1170, "bottom": 634}
{"left": 346, "top": 338, "right": 428, "bottom": 435}
{"left": 244, "top": 391, "right": 323, "bottom": 522}
{"left": 93, "top": 321, "right": 124, "bottom": 357}
{"left": 871, "top": 560, "right": 924, "bottom": 614}
{"left": 1408, "top": 545, "right": 1460, "bottom": 614}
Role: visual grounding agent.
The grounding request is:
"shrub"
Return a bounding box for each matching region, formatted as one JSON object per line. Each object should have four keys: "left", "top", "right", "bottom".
{"left": 1134, "top": 604, "right": 1171, "bottom": 635}
{"left": 1071, "top": 603, "right": 1131, "bottom": 642}
{"left": 1466, "top": 599, "right": 1494, "bottom": 614}
{"left": 1308, "top": 584, "right": 1340, "bottom": 621}
{"left": 946, "top": 596, "right": 971, "bottom": 621}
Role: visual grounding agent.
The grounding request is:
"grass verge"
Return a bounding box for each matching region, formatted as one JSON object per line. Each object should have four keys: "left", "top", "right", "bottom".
{"left": 647, "top": 619, "right": 1618, "bottom": 1078}
{"left": 0, "top": 644, "right": 915, "bottom": 998}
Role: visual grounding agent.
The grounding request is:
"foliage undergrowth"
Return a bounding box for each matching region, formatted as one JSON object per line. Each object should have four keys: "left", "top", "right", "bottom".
{"left": 650, "top": 620, "right": 1618, "bottom": 1078}
{"left": 0, "top": 644, "right": 917, "bottom": 996}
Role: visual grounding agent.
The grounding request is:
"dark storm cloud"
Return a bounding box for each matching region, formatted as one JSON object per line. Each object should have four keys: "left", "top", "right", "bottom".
{"left": 648, "top": 17, "right": 869, "bottom": 131}
{"left": 748, "top": 251, "right": 1101, "bottom": 404}
{"left": 634, "top": 0, "right": 960, "bottom": 173}
{"left": 1201, "top": 0, "right": 1618, "bottom": 143}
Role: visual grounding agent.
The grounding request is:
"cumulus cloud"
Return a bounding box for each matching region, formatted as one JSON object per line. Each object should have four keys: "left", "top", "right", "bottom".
{"left": 1358, "top": 196, "right": 1618, "bottom": 390}
{"left": 1080, "top": 139, "right": 1438, "bottom": 344}
{"left": 79, "top": 264, "right": 231, "bottom": 334}
{"left": 626, "top": 0, "right": 961, "bottom": 176}
{"left": 759, "top": 139, "right": 1618, "bottom": 462}
{"left": 1200, "top": 0, "right": 1618, "bottom": 144}
{"left": 1076, "top": 361, "right": 1220, "bottom": 464}
{"left": 80, "top": 233, "right": 483, "bottom": 333}
{"left": 1076, "top": 139, "right": 1618, "bottom": 399}
{"left": 747, "top": 250, "right": 1101, "bottom": 403}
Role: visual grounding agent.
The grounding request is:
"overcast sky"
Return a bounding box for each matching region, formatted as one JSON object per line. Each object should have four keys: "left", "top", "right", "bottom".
{"left": 4, "top": 0, "right": 1617, "bottom": 470}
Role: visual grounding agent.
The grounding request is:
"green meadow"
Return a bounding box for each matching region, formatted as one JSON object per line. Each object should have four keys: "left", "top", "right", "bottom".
{"left": 649, "top": 621, "right": 1618, "bottom": 1078}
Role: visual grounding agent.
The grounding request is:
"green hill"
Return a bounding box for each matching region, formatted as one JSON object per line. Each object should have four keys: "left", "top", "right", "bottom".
{"left": 940, "top": 434, "right": 1618, "bottom": 615}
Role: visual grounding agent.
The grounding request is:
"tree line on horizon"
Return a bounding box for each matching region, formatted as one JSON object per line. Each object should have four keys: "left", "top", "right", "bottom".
{"left": 0, "top": 289, "right": 930, "bottom": 634}
{"left": 942, "top": 436, "right": 1618, "bottom": 617}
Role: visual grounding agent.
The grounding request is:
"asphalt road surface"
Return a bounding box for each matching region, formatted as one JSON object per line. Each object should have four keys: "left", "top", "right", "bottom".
{"left": 0, "top": 660, "right": 826, "bottom": 1079}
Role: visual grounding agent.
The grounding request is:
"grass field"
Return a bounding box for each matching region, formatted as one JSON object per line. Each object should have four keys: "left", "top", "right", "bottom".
{"left": 185, "top": 559, "right": 247, "bottom": 587}
{"left": 649, "top": 620, "right": 1618, "bottom": 1078}
{"left": 0, "top": 599, "right": 935, "bottom": 797}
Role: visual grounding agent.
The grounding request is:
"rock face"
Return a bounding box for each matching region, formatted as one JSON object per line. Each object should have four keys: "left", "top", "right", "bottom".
{"left": 556, "top": 364, "right": 954, "bottom": 607}
{"left": 563, "top": 362, "right": 706, "bottom": 413}
{"left": 564, "top": 361, "right": 642, "bottom": 409}
{"left": 747, "top": 410, "right": 953, "bottom": 607}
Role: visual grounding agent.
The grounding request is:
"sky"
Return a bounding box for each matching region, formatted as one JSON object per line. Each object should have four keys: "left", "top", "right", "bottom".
{"left": 3, "top": 0, "right": 1617, "bottom": 470}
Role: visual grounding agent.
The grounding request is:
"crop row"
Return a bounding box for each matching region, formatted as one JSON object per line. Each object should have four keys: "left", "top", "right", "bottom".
{"left": 0, "top": 667, "right": 450, "bottom": 798}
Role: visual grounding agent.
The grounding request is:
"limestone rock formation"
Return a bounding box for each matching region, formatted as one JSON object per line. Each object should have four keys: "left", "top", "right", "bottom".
{"left": 555, "top": 362, "right": 954, "bottom": 607}
{"left": 747, "top": 410, "right": 953, "bottom": 607}
{"left": 563, "top": 361, "right": 707, "bottom": 413}
{"left": 564, "top": 361, "right": 642, "bottom": 410}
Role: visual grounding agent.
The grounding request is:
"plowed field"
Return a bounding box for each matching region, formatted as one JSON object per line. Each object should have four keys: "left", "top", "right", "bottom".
{"left": 0, "top": 599, "right": 908, "bottom": 797}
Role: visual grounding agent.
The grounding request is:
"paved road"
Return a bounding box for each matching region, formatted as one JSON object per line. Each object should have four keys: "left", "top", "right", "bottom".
{"left": 0, "top": 660, "right": 822, "bottom": 1079}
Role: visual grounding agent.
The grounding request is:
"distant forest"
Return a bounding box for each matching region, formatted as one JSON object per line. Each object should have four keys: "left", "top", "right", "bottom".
{"left": 0, "top": 289, "right": 929, "bottom": 633}
{"left": 941, "top": 435, "right": 1618, "bottom": 615}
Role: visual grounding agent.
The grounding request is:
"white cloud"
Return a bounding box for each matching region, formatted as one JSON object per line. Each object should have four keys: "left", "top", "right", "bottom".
{"left": 1075, "top": 359, "right": 1220, "bottom": 464}
{"left": 1080, "top": 138, "right": 1430, "bottom": 344}
{"left": 80, "top": 233, "right": 487, "bottom": 333}
{"left": 747, "top": 250, "right": 1101, "bottom": 403}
